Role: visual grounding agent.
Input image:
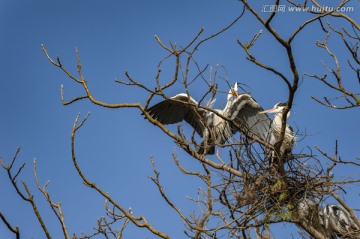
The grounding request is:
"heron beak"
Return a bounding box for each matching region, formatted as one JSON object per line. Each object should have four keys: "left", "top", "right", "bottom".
{"left": 232, "top": 82, "right": 239, "bottom": 99}
{"left": 231, "top": 87, "right": 239, "bottom": 98}
{"left": 259, "top": 108, "right": 276, "bottom": 114}
{"left": 234, "top": 90, "right": 239, "bottom": 98}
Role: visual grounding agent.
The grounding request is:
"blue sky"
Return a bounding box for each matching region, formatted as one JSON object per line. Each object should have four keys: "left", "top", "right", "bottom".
{"left": 0, "top": 0, "right": 359, "bottom": 238}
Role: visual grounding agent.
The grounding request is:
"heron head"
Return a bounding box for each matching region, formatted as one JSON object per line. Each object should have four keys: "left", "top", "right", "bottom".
{"left": 227, "top": 82, "right": 239, "bottom": 101}
{"left": 259, "top": 102, "right": 290, "bottom": 118}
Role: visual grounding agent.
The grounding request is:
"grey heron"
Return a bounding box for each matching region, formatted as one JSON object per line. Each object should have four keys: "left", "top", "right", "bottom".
{"left": 146, "top": 83, "right": 295, "bottom": 156}
{"left": 318, "top": 204, "right": 360, "bottom": 239}
{"left": 297, "top": 197, "right": 318, "bottom": 219}
{"left": 260, "top": 102, "right": 296, "bottom": 159}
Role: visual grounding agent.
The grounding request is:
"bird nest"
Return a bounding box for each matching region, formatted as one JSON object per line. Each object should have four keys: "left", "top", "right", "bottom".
{"left": 217, "top": 144, "right": 326, "bottom": 229}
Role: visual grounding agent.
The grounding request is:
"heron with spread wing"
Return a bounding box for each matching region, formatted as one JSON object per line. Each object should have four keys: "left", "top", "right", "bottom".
{"left": 146, "top": 83, "right": 295, "bottom": 156}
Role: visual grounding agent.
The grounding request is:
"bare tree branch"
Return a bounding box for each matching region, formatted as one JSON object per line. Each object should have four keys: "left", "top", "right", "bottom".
{"left": 0, "top": 212, "right": 20, "bottom": 239}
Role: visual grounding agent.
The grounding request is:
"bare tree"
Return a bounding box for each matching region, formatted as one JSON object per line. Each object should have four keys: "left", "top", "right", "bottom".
{"left": 1, "top": 1, "right": 359, "bottom": 238}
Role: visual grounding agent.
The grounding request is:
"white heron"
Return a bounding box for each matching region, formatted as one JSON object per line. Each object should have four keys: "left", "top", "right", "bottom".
{"left": 318, "top": 204, "right": 360, "bottom": 239}
{"left": 146, "top": 83, "right": 295, "bottom": 156}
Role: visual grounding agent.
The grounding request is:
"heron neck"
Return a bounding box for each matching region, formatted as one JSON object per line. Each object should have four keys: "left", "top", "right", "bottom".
{"left": 273, "top": 113, "right": 282, "bottom": 127}
{"left": 273, "top": 111, "right": 289, "bottom": 127}
{"left": 224, "top": 97, "right": 233, "bottom": 111}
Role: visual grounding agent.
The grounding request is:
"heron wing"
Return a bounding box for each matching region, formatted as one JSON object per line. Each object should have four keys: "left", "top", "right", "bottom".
{"left": 146, "top": 93, "right": 206, "bottom": 137}
{"left": 226, "top": 94, "right": 271, "bottom": 141}
{"left": 332, "top": 205, "right": 359, "bottom": 231}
